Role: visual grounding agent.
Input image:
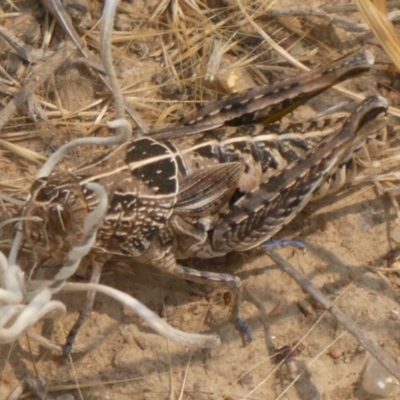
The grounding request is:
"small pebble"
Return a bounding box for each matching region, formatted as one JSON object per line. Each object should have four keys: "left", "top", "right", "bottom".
{"left": 337, "top": 220, "right": 355, "bottom": 237}
{"left": 328, "top": 346, "right": 343, "bottom": 360}
{"left": 361, "top": 357, "right": 395, "bottom": 397}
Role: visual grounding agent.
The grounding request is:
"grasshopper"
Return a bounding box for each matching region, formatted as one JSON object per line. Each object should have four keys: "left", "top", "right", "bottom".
{"left": 21, "top": 49, "right": 388, "bottom": 354}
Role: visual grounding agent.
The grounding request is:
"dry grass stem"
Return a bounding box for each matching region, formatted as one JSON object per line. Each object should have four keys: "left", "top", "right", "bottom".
{"left": 1, "top": 0, "right": 400, "bottom": 398}
{"left": 355, "top": 0, "right": 400, "bottom": 70}
{"left": 265, "top": 249, "right": 400, "bottom": 381}
{"left": 0, "top": 42, "right": 76, "bottom": 131}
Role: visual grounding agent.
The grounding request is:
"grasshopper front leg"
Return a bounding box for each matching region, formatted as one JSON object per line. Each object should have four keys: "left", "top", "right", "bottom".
{"left": 156, "top": 250, "right": 251, "bottom": 344}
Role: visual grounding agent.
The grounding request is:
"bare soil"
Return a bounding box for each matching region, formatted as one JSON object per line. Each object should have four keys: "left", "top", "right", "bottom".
{"left": 1, "top": 1, "right": 400, "bottom": 399}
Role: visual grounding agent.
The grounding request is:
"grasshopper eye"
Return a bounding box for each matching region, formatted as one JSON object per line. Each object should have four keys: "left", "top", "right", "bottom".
{"left": 48, "top": 204, "right": 71, "bottom": 233}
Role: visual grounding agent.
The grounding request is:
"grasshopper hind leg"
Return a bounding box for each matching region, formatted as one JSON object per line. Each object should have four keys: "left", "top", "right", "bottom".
{"left": 156, "top": 252, "right": 252, "bottom": 344}
{"left": 263, "top": 239, "right": 306, "bottom": 250}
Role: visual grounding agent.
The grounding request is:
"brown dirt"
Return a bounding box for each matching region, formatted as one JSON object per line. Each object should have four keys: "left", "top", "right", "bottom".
{"left": 1, "top": 1, "right": 400, "bottom": 399}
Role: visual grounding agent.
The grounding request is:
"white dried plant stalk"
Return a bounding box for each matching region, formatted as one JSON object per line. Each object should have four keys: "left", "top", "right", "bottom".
{"left": 0, "top": 179, "right": 109, "bottom": 344}
{"left": 1, "top": 176, "right": 220, "bottom": 348}
{"left": 2, "top": 0, "right": 221, "bottom": 352}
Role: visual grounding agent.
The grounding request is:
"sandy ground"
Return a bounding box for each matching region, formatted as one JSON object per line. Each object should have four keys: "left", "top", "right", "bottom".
{"left": 1, "top": 0, "right": 400, "bottom": 399}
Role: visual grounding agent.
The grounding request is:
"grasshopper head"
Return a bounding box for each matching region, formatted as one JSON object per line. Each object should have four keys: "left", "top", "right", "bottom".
{"left": 22, "top": 172, "right": 89, "bottom": 263}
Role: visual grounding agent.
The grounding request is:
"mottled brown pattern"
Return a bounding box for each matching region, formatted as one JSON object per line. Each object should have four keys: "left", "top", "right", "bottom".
{"left": 21, "top": 51, "right": 388, "bottom": 346}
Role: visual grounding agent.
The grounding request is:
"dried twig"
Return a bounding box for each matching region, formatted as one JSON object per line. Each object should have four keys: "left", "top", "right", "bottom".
{"left": 236, "top": 0, "right": 400, "bottom": 119}
{"left": 322, "top": 1, "right": 400, "bottom": 13}
{"left": 100, "top": 0, "right": 128, "bottom": 134}
{"left": 262, "top": 7, "right": 370, "bottom": 33}
{"left": 0, "top": 25, "right": 53, "bottom": 63}
{"left": 60, "top": 281, "right": 221, "bottom": 348}
{"left": 265, "top": 248, "right": 400, "bottom": 382}
{"left": 355, "top": 0, "right": 400, "bottom": 71}
{"left": 1, "top": 114, "right": 220, "bottom": 353}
